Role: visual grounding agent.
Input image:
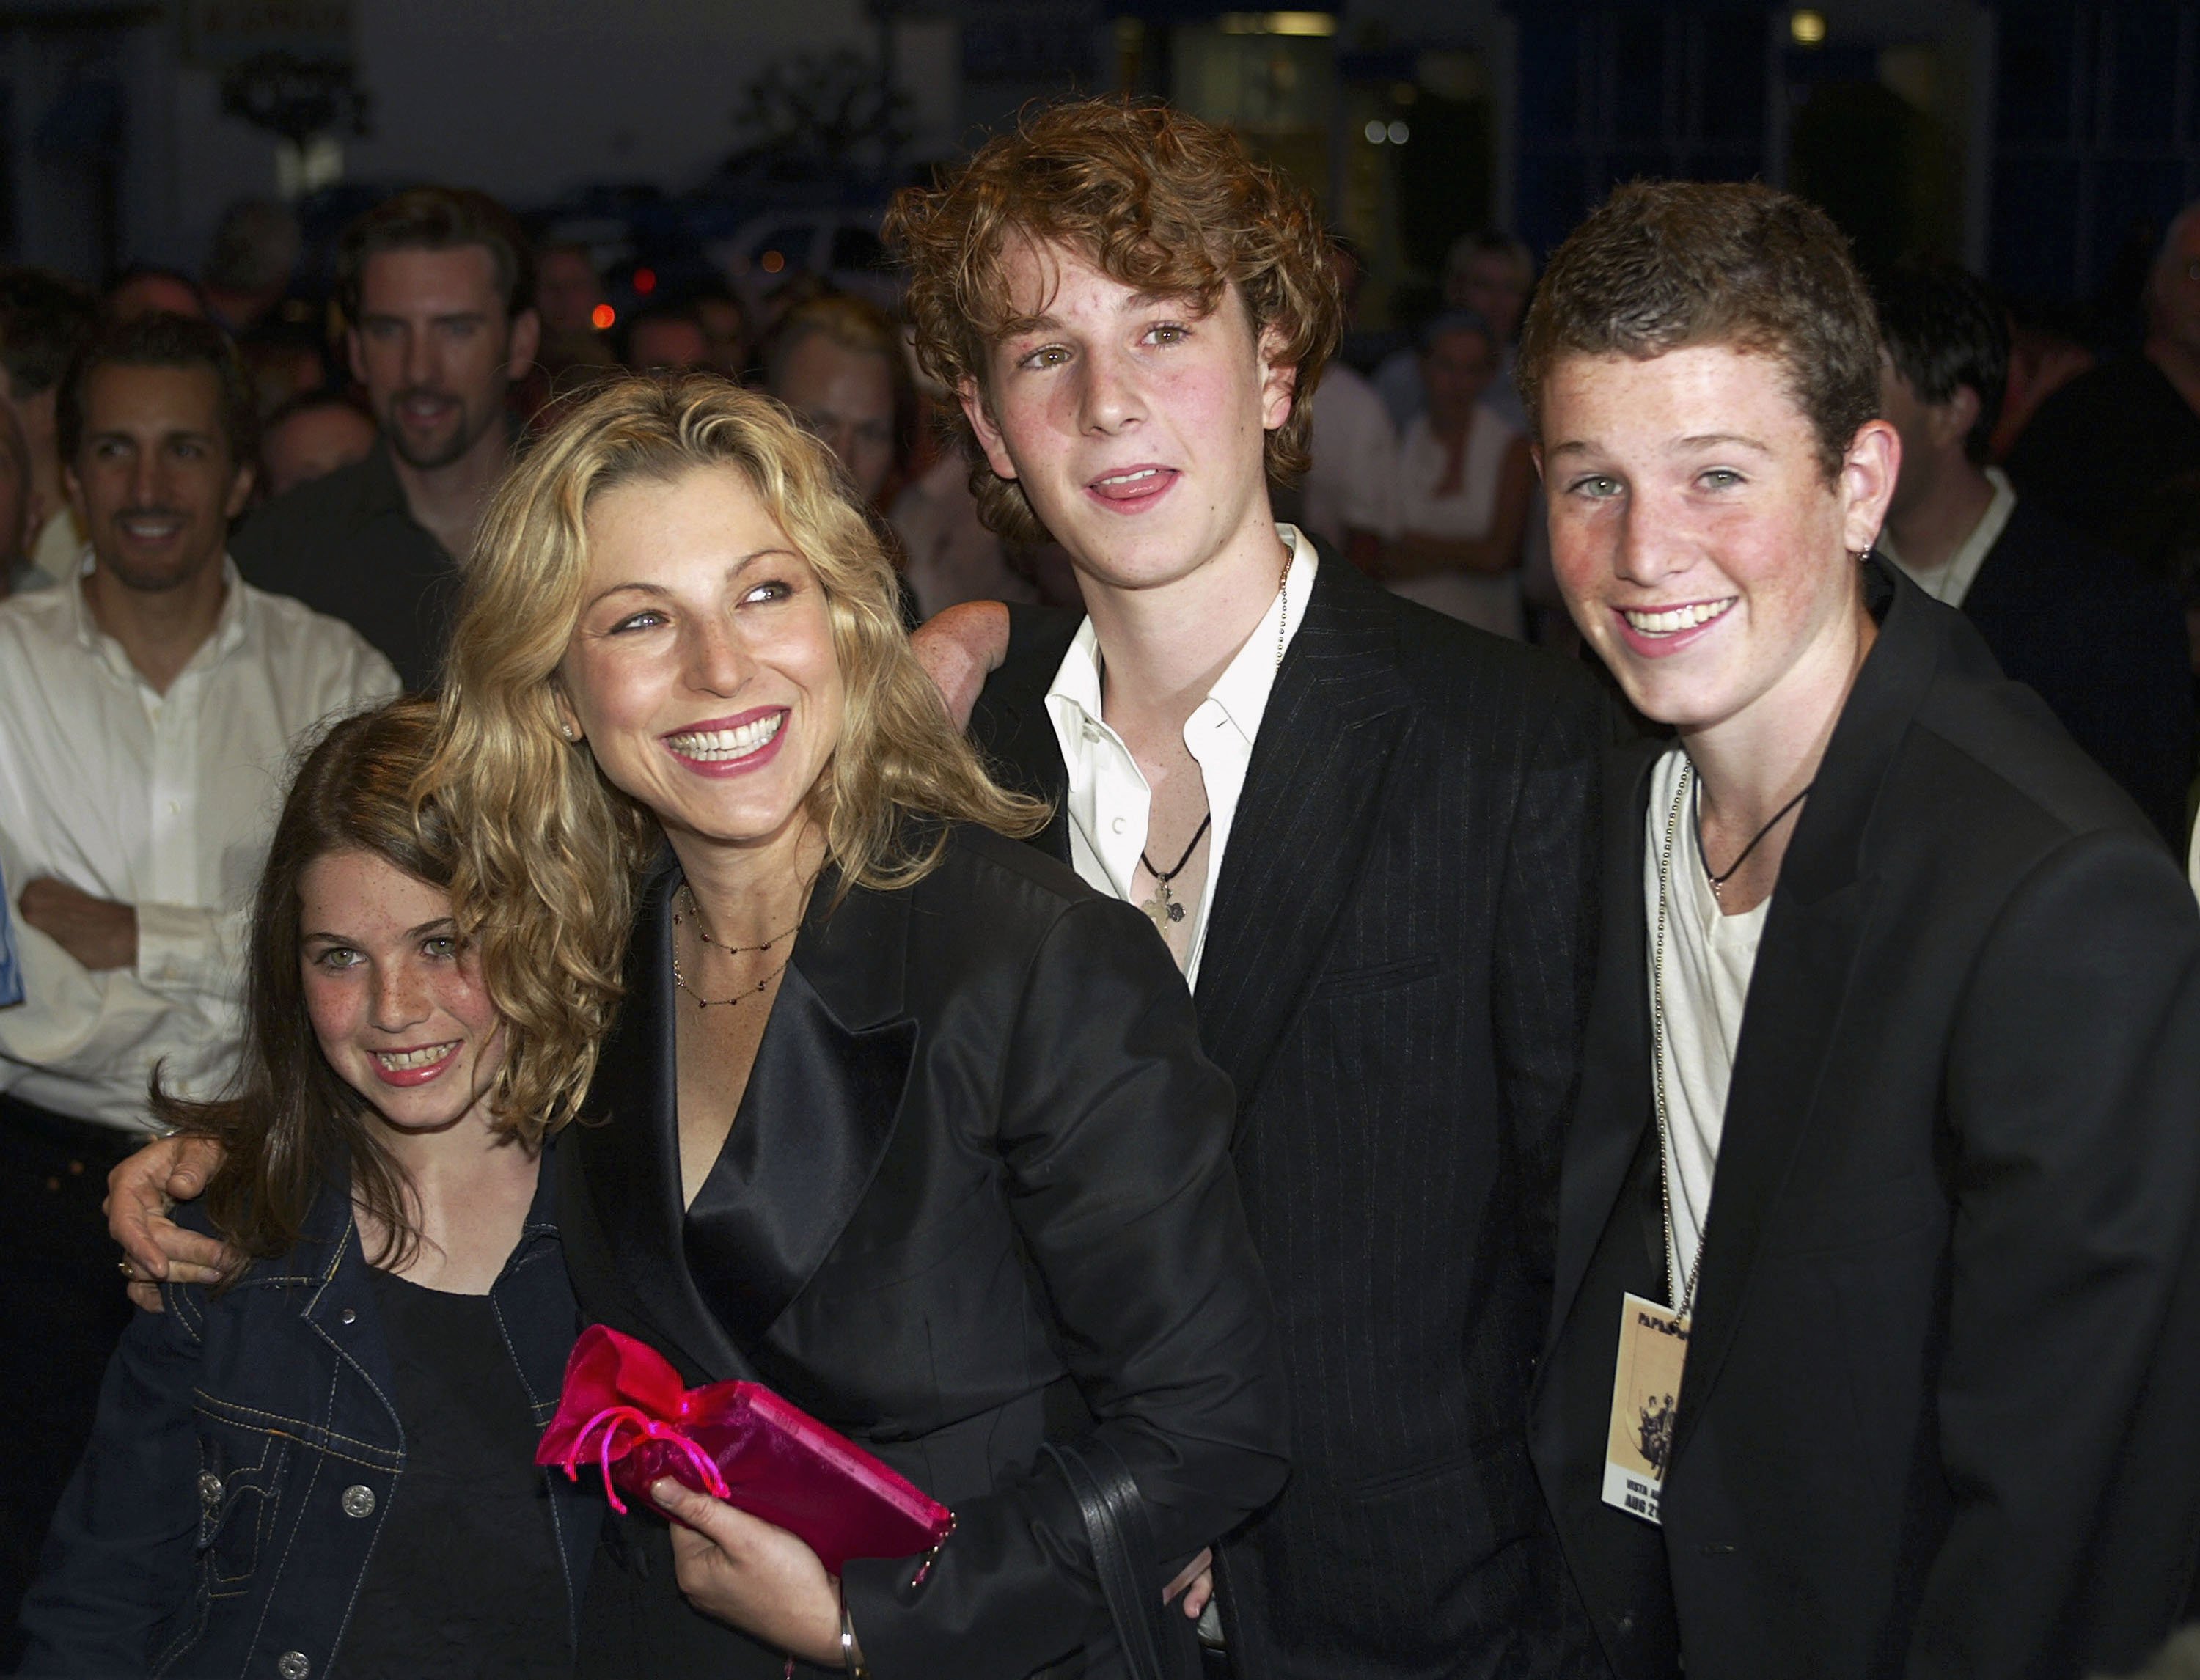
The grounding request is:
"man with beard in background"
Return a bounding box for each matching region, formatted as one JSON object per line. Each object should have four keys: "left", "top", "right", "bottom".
{"left": 232, "top": 188, "right": 540, "bottom": 689}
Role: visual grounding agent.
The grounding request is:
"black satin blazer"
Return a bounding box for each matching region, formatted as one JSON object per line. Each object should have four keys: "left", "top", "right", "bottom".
{"left": 562, "top": 821, "right": 1288, "bottom": 1680}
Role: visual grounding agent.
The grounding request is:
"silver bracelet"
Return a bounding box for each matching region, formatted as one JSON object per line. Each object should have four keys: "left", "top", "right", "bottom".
{"left": 838, "top": 1578, "right": 868, "bottom": 1679}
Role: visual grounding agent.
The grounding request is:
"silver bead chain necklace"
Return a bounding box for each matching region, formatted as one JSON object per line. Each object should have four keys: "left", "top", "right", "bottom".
{"left": 1651, "top": 758, "right": 1707, "bottom": 1319}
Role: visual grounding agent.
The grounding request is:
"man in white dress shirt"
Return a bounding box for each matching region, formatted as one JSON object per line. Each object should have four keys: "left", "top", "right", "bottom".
{"left": 0, "top": 314, "right": 394, "bottom": 1648}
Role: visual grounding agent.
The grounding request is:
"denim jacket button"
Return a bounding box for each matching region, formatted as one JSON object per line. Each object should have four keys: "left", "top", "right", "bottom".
{"left": 339, "top": 1308, "right": 356, "bottom": 1326}
{"left": 197, "top": 1472, "right": 221, "bottom": 1508}
{"left": 276, "top": 1652, "right": 310, "bottom": 1679}
{"left": 340, "top": 1484, "right": 375, "bottom": 1519}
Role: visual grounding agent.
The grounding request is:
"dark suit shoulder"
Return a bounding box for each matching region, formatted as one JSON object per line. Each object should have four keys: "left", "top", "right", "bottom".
{"left": 232, "top": 452, "right": 397, "bottom": 563}
{"left": 1983, "top": 496, "right": 2177, "bottom": 609}
{"left": 894, "top": 824, "right": 1184, "bottom": 1024}
{"left": 1904, "top": 648, "right": 2161, "bottom": 856}
{"left": 1398, "top": 594, "right": 1603, "bottom": 706}
{"left": 1365, "top": 584, "right": 1614, "bottom": 762}
{"left": 975, "top": 603, "right": 1082, "bottom": 730}
{"left": 912, "top": 822, "right": 1170, "bottom": 964}
{"left": 925, "top": 819, "right": 1105, "bottom": 914}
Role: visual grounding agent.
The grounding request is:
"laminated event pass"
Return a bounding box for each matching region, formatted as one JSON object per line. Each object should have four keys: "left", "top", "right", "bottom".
{"left": 1602, "top": 1291, "right": 1687, "bottom": 1525}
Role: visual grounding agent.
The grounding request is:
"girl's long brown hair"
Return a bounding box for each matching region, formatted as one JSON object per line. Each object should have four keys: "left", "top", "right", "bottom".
{"left": 155, "top": 697, "right": 520, "bottom": 1277}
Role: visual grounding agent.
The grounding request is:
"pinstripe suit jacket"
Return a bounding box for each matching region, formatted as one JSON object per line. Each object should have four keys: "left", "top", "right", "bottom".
{"left": 971, "top": 553, "right": 1611, "bottom": 1679}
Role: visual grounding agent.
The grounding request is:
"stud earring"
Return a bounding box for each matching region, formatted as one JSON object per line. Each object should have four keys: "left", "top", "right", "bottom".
{"left": 560, "top": 723, "right": 576, "bottom": 741}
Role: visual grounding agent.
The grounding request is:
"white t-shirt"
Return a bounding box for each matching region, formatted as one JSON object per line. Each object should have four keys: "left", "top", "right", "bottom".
{"left": 1642, "top": 747, "right": 1769, "bottom": 1310}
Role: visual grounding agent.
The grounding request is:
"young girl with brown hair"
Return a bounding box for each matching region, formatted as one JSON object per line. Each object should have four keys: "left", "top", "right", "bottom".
{"left": 19, "top": 698, "right": 591, "bottom": 1680}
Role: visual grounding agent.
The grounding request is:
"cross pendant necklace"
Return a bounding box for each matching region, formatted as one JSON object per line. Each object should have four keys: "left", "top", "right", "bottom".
{"left": 1121, "top": 542, "right": 1291, "bottom": 939}
{"left": 1138, "top": 811, "right": 1211, "bottom": 933}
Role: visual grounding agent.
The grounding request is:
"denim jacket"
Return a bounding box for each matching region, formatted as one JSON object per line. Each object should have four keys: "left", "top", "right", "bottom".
{"left": 17, "top": 1144, "right": 594, "bottom": 1679}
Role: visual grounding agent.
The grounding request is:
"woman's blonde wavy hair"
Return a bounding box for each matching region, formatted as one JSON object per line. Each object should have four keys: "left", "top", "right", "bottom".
{"left": 428, "top": 373, "right": 1046, "bottom": 1133}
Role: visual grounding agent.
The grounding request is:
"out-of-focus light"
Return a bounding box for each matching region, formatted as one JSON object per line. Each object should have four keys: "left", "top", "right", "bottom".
{"left": 1387, "top": 120, "right": 1410, "bottom": 144}
{"left": 1790, "top": 9, "right": 1827, "bottom": 45}
{"left": 761, "top": 249, "right": 785, "bottom": 274}
{"left": 633, "top": 266, "right": 657, "bottom": 295}
{"left": 1219, "top": 11, "right": 1335, "bottom": 35}
{"left": 1365, "top": 118, "right": 1387, "bottom": 144}
{"left": 590, "top": 303, "right": 616, "bottom": 331}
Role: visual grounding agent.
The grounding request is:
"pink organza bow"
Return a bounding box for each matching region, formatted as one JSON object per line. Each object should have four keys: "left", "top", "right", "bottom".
{"left": 535, "top": 1324, "right": 954, "bottom": 1576}
{"left": 564, "top": 1404, "right": 730, "bottom": 1514}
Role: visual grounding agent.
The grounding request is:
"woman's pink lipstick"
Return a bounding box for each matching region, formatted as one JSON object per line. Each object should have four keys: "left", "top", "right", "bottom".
{"left": 661, "top": 707, "right": 791, "bottom": 779}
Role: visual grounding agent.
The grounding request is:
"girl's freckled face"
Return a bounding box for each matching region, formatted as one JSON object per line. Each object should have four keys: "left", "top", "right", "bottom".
{"left": 298, "top": 849, "right": 504, "bottom": 1134}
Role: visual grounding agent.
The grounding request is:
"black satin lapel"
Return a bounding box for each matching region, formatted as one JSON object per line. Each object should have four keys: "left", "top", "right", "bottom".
{"left": 572, "top": 861, "right": 754, "bottom": 1383}
{"left": 681, "top": 961, "right": 917, "bottom": 1351}
{"left": 1545, "top": 744, "right": 1662, "bottom": 1354}
{"left": 1194, "top": 569, "right": 1413, "bottom": 1113}
{"left": 1671, "top": 873, "right": 1879, "bottom": 1463}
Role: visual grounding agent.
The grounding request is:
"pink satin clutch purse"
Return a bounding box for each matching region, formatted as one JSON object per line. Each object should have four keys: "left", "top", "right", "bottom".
{"left": 535, "top": 1324, "right": 954, "bottom": 1577}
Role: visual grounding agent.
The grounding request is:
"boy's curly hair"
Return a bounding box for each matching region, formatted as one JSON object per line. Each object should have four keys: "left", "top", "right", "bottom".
{"left": 886, "top": 97, "right": 1342, "bottom": 545}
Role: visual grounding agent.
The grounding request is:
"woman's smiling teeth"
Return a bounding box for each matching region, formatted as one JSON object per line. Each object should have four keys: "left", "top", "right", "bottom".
{"left": 1096, "top": 467, "right": 1161, "bottom": 488}
{"left": 374, "top": 1043, "right": 455, "bottom": 1072}
{"left": 1622, "top": 598, "right": 1736, "bottom": 636}
{"left": 667, "top": 712, "right": 785, "bottom": 761}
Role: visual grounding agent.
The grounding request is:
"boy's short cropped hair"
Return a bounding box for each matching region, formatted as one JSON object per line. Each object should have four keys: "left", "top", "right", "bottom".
{"left": 1517, "top": 179, "right": 1881, "bottom": 482}
{"left": 885, "top": 97, "right": 1341, "bottom": 545}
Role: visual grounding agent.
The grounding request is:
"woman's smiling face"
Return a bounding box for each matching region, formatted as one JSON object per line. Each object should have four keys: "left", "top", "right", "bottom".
{"left": 556, "top": 464, "right": 846, "bottom": 857}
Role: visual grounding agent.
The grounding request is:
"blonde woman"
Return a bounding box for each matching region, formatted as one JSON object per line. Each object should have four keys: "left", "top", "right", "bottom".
{"left": 114, "top": 376, "right": 1284, "bottom": 1680}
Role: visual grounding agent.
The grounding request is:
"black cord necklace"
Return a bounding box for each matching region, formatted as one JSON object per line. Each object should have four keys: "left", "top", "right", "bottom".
{"left": 1692, "top": 773, "right": 1812, "bottom": 904}
{"left": 1137, "top": 812, "right": 1212, "bottom": 931}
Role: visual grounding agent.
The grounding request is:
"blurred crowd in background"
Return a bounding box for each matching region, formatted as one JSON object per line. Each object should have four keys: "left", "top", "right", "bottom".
{"left": 4, "top": 175, "right": 2199, "bottom": 839}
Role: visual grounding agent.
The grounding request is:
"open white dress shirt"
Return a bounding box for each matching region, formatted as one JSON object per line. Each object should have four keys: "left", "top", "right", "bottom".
{"left": 0, "top": 560, "right": 398, "bottom": 1129}
{"left": 1044, "top": 527, "right": 1315, "bottom": 991}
